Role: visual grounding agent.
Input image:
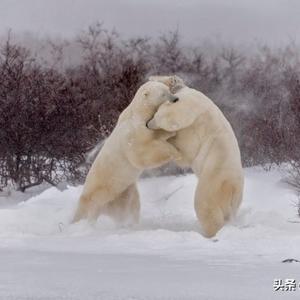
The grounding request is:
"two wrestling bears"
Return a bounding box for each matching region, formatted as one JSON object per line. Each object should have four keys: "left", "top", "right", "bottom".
{"left": 73, "top": 75, "right": 244, "bottom": 238}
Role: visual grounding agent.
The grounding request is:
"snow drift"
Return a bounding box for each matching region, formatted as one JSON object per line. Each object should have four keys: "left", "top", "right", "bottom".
{"left": 0, "top": 167, "right": 299, "bottom": 299}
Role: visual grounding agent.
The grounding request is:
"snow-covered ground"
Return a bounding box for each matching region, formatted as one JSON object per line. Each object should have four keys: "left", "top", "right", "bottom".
{"left": 0, "top": 167, "right": 300, "bottom": 300}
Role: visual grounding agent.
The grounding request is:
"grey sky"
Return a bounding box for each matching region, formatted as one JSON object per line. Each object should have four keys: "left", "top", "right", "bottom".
{"left": 0, "top": 0, "right": 299, "bottom": 45}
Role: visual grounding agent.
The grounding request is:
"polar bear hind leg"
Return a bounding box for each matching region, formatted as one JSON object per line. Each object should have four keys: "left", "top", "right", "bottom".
{"left": 194, "top": 177, "right": 241, "bottom": 238}
{"left": 194, "top": 180, "right": 225, "bottom": 238}
{"left": 101, "top": 183, "right": 140, "bottom": 224}
{"left": 72, "top": 187, "right": 116, "bottom": 223}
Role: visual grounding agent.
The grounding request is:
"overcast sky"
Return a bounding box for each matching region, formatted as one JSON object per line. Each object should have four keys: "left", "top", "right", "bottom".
{"left": 0, "top": 0, "right": 299, "bottom": 45}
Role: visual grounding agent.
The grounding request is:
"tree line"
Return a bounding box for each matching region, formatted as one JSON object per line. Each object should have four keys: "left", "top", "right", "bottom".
{"left": 0, "top": 24, "right": 300, "bottom": 191}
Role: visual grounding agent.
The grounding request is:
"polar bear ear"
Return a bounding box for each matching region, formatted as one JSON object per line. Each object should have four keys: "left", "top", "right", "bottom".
{"left": 171, "top": 75, "right": 185, "bottom": 86}
{"left": 170, "top": 76, "right": 185, "bottom": 93}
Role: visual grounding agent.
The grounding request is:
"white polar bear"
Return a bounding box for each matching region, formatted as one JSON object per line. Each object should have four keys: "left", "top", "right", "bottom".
{"left": 147, "top": 76, "right": 244, "bottom": 237}
{"left": 72, "top": 81, "right": 181, "bottom": 223}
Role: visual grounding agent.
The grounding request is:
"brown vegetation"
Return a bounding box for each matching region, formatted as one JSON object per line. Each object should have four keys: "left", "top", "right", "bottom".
{"left": 0, "top": 25, "right": 300, "bottom": 191}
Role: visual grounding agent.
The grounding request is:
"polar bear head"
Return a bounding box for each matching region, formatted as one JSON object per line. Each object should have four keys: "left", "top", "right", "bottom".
{"left": 149, "top": 75, "right": 185, "bottom": 93}
{"left": 118, "top": 81, "right": 180, "bottom": 125}
{"left": 146, "top": 75, "right": 191, "bottom": 131}
{"left": 147, "top": 75, "right": 203, "bottom": 131}
{"left": 146, "top": 101, "right": 184, "bottom": 131}
{"left": 134, "top": 81, "right": 179, "bottom": 107}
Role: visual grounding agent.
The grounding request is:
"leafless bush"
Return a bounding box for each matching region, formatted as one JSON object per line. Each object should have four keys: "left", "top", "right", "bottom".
{"left": 1, "top": 25, "right": 300, "bottom": 191}
{"left": 0, "top": 38, "right": 96, "bottom": 191}
{"left": 286, "top": 162, "right": 300, "bottom": 194}
{"left": 285, "top": 161, "right": 300, "bottom": 217}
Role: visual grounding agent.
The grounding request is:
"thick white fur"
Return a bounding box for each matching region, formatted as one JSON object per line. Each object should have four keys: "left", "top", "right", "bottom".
{"left": 148, "top": 76, "right": 244, "bottom": 237}
{"left": 72, "top": 81, "right": 181, "bottom": 223}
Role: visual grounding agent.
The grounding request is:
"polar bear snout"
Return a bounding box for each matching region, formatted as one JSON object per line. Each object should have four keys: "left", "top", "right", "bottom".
{"left": 146, "top": 118, "right": 158, "bottom": 129}
{"left": 169, "top": 95, "right": 179, "bottom": 103}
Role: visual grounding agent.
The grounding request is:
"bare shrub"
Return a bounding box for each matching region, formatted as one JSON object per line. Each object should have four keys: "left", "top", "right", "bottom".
{"left": 286, "top": 162, "right": 300, "bottom": 194}
{"left": 1, "top": 25, "right": 300, "bottom": 191}
{"left": 0, "top": 38, "right": 96, "bottom": 190}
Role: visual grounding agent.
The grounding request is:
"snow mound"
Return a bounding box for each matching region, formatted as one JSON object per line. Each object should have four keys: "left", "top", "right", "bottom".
{"left": 1, "top": 167, "right": 300, "bottom": 300}
{"left": 0, "top": 167, "right": 299, "bottom": 261}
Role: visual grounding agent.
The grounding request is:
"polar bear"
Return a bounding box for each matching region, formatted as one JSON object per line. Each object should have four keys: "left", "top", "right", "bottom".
{"left": 72, "top": 81, "right": 181, "bottom": 223}
{"left": 147, "top": 75, "right": 244, "bottom": 237}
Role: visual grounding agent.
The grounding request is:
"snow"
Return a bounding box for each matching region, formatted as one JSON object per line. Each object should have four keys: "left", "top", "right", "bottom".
{"left": 0, "top": 167, "right": 300, "bottom": 299}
